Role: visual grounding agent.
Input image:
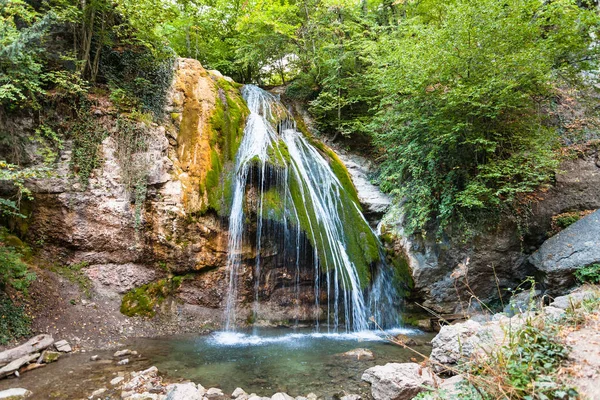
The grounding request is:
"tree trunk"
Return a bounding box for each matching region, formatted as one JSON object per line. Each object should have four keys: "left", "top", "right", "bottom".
{"left": 0, "top": 334, "right": 54, "bottom": 367}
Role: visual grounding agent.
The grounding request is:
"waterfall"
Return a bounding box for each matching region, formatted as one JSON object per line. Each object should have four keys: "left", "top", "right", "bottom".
{"left": 223, "top": 85, "right": 399, "bottom": 332}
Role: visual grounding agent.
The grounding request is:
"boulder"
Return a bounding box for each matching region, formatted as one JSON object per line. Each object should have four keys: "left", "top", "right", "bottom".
{"left": 40, "top": 351, "right": 61, "bottom": 364}
{"left": 166, "top": 383, "right": 202, "bottom": 400}
{"left": 439, "top": 375, "right": 464, "bottom": 397}
{"left": 549, "top": 287, "right": 600, "bottom": 310}
{"left": 206, "top": 388, "right": 226, "bottom": 400}
{"left": 54, "top": 340, "right": 72, "bottom": 353}
{"left": 429, "top": 320, "right": 482, "bottom": 371}
{"left": 530, "top": 210, "right": 600, "bottom": 294}
{"left": 361, "top": 363, "right": 437, "bottom": 400}
{"left": 114, "top": 349, "right": 132, "bottom": 357}
{"left": 271, "top": 393, "right": 294, "bottom": 400}
{"left": 232, "top": 388, "right": 247, "bottom": 398}
{"left": 0, "top": 388, "right": 32, "bottom": 399}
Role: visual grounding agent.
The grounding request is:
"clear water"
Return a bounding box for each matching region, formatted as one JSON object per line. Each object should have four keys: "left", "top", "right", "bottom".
{"left": 132, "top": 327, "right": 434, "bottom": 397}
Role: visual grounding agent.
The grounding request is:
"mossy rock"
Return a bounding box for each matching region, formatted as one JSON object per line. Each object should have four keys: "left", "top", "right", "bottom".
{"left": 120, "top": 277, "right": 183, "bottom": 318}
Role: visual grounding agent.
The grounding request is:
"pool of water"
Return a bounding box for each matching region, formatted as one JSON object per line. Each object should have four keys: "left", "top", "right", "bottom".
{"left": 133, "top": 327, "right": 434, "bottom": 397}
{"left": 0, "top": 327, "right": 433, "bottom": 399}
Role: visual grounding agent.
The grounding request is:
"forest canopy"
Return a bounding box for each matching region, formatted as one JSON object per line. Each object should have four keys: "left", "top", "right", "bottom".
{"left": 1, "top": 0, "right": 599, "bottom": 234}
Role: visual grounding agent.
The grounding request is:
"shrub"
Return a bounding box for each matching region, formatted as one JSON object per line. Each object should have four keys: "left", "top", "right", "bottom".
{"left": 575, "top": 264, "right": 600, "bottom": 284}
{"left": 0, "top": 293, "right": 31, "bottom": 345}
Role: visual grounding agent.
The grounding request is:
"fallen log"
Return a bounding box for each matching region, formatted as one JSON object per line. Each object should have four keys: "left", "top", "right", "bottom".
{"left": 0, "top": 353, "right": 40, "bottom": 378}
{"left": 0, "top": 335, "right": 54, "bottom": 367}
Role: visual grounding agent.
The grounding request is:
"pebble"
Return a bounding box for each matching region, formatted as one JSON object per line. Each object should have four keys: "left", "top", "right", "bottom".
{"left": 111, "top": 376, "right": 125, "bottom": 385}
{"left": 114, "top": 349, "right": 132, "bottom": 357}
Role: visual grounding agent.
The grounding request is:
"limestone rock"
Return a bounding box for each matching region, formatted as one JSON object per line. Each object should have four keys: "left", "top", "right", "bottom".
{"left": 430, "top": 320, "right": 482, "bottom": 371}
{"left": 114, "top": 349, "right": 133, "bottom": 357}
{"left": 543, "top": 306, "right": 566, "bottom": 320}
{"left": 91, "top": 388, "right": 107, "bottom": 398}
{"left": 231, "top": 388, "right": 247, "bottom": 398}
{"left": 340, "top": 395, "right": 361, "bottom": 400}
{"left": 54, "top": 340, "right": 72, "bottom": 353}
{"left": 549, "top": 287, "right": 600, "bottom": 310}
{"left": 361, "top": 363, "right": 437, "bottom": 400}
{"left": 530, "top": 210, "right": 600, "bottom": 294}
{"left": 166, "top": 383, "right": 202, "bottom": 400}
{"left": 0, "top": 388, "right": 32, "bottom": 399}
{"left": 439, "top": 375, "right": 464, "bottom": 397}
{"left": 206, "top": 388, "right": 226, "bottom": 400}
{"left": 112, "top": 376, "right": 126, "bottom": 385}
{"left": 117, "top": 358, "right": 130, "bottom": 365}
{"left": 271, "top": 393, "right": 294, "bottom": 400}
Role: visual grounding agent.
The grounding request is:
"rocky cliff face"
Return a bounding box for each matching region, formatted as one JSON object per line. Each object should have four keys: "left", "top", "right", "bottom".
{"left": 3, "top": 58, "right": 376, "bottom": 330}
{"left": 383, "top": 148, "right": 600, "bottom": 314}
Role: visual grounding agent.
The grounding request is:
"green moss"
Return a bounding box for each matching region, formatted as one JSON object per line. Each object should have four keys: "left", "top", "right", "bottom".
{"left": 120, "top": 277, "right": 183, "bottom": 317}
{"left": 170, "top": 112, "right": 181, "bottom": 121}
{"left": 203, "top": 78, "right": 249, "bottom": 216}
{"left": 293, "top": 115, "right": 361, "bottom": 206}
{"left": 286, "top": 170, "right": 376, "bottom": 289}
{"left": 262, "top": 187, "right": 285, "bottom": 221}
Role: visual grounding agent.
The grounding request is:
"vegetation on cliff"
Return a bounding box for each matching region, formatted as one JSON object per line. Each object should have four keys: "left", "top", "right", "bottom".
{"left": 88, "top": 0, "right": 599, "bottom": 237}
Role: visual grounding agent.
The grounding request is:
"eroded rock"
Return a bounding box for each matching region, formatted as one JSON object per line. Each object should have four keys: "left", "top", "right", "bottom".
{"left": 362, "top": 363, "right": 437, "bottom": 400}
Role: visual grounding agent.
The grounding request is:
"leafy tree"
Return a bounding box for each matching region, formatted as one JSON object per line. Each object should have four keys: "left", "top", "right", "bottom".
{"left": 369, "top": 0, "right": 599, "bottom": 234}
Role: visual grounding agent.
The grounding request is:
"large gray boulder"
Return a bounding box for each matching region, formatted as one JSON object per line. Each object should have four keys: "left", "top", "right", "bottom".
{"left": 530, "top": 210, "right": 600, "bottom": 294}
{"left": 361, "top": 363, "right": 437, "bottom": 400}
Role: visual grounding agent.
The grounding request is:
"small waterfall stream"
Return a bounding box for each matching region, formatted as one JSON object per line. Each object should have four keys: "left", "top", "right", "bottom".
{"left": 223, "top": 85, "right": 399, "bottom": 333}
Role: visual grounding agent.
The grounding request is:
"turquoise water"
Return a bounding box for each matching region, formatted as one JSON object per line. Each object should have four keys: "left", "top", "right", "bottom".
{"left": 133, "top": 327, "right": 434, "bottom": 397}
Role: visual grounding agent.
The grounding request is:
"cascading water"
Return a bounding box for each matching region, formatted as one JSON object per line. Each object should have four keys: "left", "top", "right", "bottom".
{"left": 223, "top": 85, "right": 399, "bottom": 333}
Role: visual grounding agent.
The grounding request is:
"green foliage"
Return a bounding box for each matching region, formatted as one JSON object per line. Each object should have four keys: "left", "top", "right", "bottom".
{"left": 0, "top": 0, "right": 53, "bottom": 109}
{"left": 120, "top": 277, "right": 183, "bottom": 317}
{"left": 0, "top": 161, "right": 49, "bottom": 217}
{"left": 69, "top": 109, "right": 108, "bottom": 187}
{"left": 0, "top": 243, "right": 35, "bottom": 293}
{"left": 575, "top": 264, "right": 600, "bottom": 284}
{"left": 0, "top": 293, "right": 31, "bottom": 345}
{"left": 369, "top": 0, "right": 598, "bottom": 234}
{"left": 101, "top": 47, "right": 174, "bottom": 118}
